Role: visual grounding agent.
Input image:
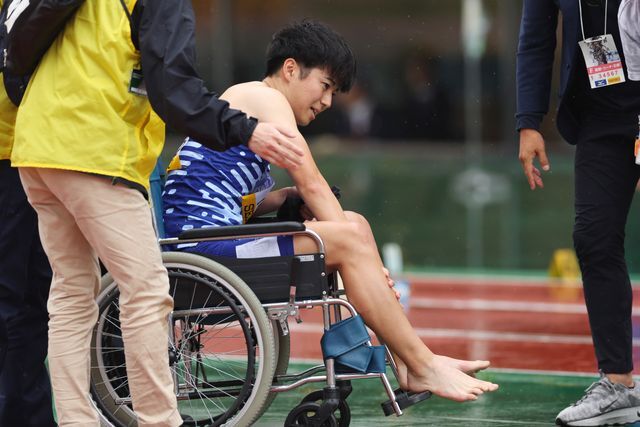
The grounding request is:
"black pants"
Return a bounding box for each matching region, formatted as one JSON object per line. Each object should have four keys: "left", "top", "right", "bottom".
{"left": 573, "top": 115, "right": 640, "bottom": 374}
{"left": 0, "top": 161, "right": 56, "bottom": 426}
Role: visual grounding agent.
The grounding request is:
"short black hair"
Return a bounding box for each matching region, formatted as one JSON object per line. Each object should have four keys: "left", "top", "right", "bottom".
{"left": 265, "top": 20, "right": 356, "bottom": 93}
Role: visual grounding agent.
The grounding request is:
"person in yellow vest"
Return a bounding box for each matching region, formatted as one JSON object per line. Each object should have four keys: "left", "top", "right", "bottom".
{"left": 11, "top": 0, "right": 302, "bottom": 425}
{"left": 0, "top": 41, "right": 56, "bottom": 427}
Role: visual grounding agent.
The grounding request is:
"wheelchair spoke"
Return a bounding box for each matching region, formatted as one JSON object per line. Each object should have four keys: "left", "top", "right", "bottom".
{"left": 91, "top": 259, "right": 275, "bottom": 427}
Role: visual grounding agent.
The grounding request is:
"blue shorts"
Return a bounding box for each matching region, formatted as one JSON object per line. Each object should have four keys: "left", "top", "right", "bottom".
{"left": 177, "top": 235, "right": 294, "bottom": 259}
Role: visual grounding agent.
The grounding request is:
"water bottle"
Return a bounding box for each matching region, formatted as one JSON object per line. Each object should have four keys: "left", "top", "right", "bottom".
{"left": 382, "top": 243, "right": 411, "bottom": 312}
{"left": 394, "top": 279, "right": 411, "bottom": 312}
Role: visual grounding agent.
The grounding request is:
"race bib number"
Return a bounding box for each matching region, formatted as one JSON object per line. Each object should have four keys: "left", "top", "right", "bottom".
{"left": 241, "top": 193, "right": 256, "bottom": 223}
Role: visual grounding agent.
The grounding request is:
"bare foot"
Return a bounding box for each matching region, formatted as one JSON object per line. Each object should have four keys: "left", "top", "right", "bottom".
{"left": 393, "top": 354, "right": 490, "bottom": 389}
{"left": 394, "top": 356, "right": 409, "bottom": 389}
{"left": 435, "top": 355, "right": 490, "bottom": 375}
{"left": 406, "top": 357, "right": 499, "bottom": 402}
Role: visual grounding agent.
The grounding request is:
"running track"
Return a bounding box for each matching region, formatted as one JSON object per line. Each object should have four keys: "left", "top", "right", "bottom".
{"left": 286, "top": 274, "right": 640, "bottom": 373}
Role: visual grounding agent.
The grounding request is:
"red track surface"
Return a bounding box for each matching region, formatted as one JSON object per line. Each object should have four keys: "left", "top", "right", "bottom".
{"left": 286, "top": 275, "right": 640, "bottom": 374}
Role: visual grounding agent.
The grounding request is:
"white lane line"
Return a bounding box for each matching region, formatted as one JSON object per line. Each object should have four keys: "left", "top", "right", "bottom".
{"left": 489, "top": 367, "right": 601, "bottom": 377}
{"left": 408, "top": 274, "right": 640, "bottom": 289}
{"left": 410, "top": 297, "right": 640, "bottom": 316}
{"left": 288, "top": 322, "right": 640, "bottom": 346}
{"left": 406, "top": 274, "right": 581, "bottom": 287}
{"left": 411, "top": 297, "right": 588, "bottom": 314}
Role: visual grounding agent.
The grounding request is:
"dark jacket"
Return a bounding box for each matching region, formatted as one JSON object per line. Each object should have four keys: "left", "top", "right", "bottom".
{"left": 140, "top": 0, "right": 257, "bottom": 151}
{"left": 516, "top": 0, "right": 602, "bottom": 144}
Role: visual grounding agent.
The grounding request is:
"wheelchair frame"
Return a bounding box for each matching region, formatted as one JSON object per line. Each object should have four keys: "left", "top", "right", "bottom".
{"left": 90, "top": 219, "right": 427, "bottom": 426}
{"left": 170, "top": 224, "right": 401, "bottom": 393}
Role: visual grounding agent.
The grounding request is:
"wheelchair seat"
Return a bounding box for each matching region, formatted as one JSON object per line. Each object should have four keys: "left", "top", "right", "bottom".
{"left": 177, "top": 221, "right": 330, "bottom": 304}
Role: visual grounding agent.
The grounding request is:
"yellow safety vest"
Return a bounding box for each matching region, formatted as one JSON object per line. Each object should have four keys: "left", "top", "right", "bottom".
{"left": 11, "top": 0, "right": 164, "bottom": 190}
{"left": 0, "top": 0, "right": 17, "bottom": 161}
{"left": 0, "top": 75, "right": 17, "bottom": 161}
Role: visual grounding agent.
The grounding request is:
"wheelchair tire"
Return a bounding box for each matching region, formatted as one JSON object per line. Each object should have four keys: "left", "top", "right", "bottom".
{"left": 90, "top": 251, "right": 276, "bottom": 427}
{"left": 273, "top": 321, "right": 291, "bottom": 377}
{"left": 256, "top": 319, "right": 291, "bottom": 419}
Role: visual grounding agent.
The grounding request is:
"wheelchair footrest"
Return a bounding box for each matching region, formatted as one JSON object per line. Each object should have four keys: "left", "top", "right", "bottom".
{"left": 381, "top": 388, "right": 433, "bottom": 416}
{"left": 320, "top": 316, "right": 386, "bottom": 374}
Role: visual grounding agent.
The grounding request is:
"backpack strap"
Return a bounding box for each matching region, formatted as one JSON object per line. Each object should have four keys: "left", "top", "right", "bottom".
{"left": 118, "top": 0, "right": 143, "bottom": 50}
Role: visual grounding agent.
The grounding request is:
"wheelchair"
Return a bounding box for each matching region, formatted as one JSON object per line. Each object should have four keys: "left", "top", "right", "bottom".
{"left": 89, "top": 169, "right": 430, "bottom": 426}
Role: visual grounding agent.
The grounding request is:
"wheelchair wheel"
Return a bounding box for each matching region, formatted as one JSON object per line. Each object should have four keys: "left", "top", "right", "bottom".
{"left": 300, "top": 391, "right": 351, "bottom": 427}
{"left": 285, "top": 402, "right": 338, "bottom": 427}
{"left": 90, "top": 252, "right": 276, "bottom": 427}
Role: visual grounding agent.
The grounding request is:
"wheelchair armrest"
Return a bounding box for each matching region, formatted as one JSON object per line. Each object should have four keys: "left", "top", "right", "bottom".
{"left": 177, "top": 221, "right": 306, "bottom": 240}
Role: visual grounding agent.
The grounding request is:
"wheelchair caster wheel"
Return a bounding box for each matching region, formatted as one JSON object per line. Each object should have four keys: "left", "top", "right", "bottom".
{"left": 300, "top": 391, "right": 351, "bottom": 427}
{"left": 285, "top": 402, "right": 338, "bottom": 427}
{"left": 381, "top": 388, "right": 432, "bottom": 416}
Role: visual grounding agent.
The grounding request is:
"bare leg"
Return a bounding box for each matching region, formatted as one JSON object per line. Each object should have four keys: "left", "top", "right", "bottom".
{"left": 294, "top": 213, "right": 498, "bottom": 402}
{"left": 343, "top": 212, "right": 490, "bottom": 376}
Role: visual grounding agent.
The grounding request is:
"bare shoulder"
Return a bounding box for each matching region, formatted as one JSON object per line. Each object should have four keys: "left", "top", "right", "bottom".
{"left": 220, "top": 82, "right": 295, "bottom": 125}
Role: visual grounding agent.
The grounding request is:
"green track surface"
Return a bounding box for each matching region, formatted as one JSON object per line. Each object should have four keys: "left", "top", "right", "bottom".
{"left": 255, "top": 365, "right": 640, "bottom": 427}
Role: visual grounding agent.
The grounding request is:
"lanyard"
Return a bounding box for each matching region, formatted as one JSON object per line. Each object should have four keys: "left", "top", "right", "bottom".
{"left": 578, "top": 0, "right": 608, "bottom": 40}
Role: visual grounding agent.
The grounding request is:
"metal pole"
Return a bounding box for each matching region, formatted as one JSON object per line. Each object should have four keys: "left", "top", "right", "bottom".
{"left": 210, "top": 0, "right": 234, "bottom": 91}
{"left": 462, "top": 0, "right": 486, "bottom": 268}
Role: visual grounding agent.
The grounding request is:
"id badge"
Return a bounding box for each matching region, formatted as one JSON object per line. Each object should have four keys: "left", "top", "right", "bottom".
{"left": 578, "top": 34, "right": 626, "bottom": 89}
{"left": 129, "top": 68, "right": 148, "bottom": 97}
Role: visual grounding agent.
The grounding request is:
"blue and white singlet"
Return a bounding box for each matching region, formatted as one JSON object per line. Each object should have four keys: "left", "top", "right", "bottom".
{"left": 162, "top": 138, "right": 294, "bottom": 258}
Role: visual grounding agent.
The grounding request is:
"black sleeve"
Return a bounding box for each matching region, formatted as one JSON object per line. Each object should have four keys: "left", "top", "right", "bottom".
{"left": 515, "top": 0, "right": 559, "bottom": 132}
{"left": 138, "top": 0, "right": 257, "bottom": 151}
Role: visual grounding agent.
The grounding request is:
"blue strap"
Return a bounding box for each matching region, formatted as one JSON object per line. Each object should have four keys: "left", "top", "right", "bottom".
{"left": 367, "top": 345, "right": 387, "bottom": 373}
{"left": 321, "top": 316, "right": 369, "bottom": 359}
{"left": 334, "top": 344, "right": 387, "bottom": 374}
{"left": 321, "top": 316, "right": 387, "bottom": 374}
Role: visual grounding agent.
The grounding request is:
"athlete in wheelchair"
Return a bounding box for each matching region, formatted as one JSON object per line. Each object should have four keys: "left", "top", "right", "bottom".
{"left": 89, "top": 20, "right": 498, "bottom": 426}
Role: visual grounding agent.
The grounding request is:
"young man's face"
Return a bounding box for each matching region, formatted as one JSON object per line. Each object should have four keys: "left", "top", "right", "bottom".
{"left": 288, "top": 67, "right": 336, "bottom": 126}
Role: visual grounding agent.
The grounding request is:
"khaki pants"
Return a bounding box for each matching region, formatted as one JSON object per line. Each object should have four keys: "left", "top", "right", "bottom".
{"left": 19, "top": 168, "right": 182, "bottom": 427}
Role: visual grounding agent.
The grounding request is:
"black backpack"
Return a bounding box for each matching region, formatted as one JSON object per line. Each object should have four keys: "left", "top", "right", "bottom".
{"left": 0, "top": 0, "right": 143, "bottom": 106}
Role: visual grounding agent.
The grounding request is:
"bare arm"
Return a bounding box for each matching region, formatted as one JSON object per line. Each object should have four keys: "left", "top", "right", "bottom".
{"left": 284, "top": 133, "right": 346, "bottom": 221}
{"left": 247, "top": 123, "right": 304, "bottom": 170}
{"left": 220, "top": 85, "right": 346, "bottom": 222}
{"left": 254, "top": 187, "right": 294, "bottom": 216}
